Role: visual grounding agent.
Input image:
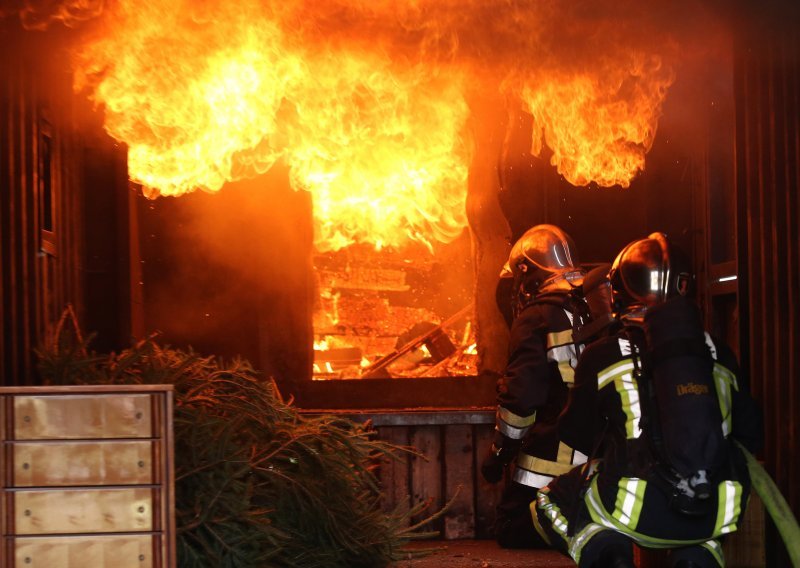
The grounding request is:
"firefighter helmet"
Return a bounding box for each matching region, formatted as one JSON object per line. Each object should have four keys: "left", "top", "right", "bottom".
{"left": 609, "top": 232, "right": 692, "bottom": 316}
{"left": 500, "top": 224, "right": 583, "bottom": 294}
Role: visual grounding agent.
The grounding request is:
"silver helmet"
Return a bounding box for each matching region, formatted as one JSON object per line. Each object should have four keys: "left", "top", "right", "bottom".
{"left": 609, "top": 232, "right": 692, "bottom": 318}
{"left": 500, "top": 224, "right": 583, "bottom": 294}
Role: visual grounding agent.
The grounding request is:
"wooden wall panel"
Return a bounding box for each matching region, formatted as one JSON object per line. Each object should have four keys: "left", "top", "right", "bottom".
{"left": 442, "top": 424, "right": 475, "bottom": 539}
{"left": 1, "top": 42, "right": 36, "bottom": 386}
{"left": 375, "top": 419, "right": 501, "bottom": 540}
{"left": 0, "top": 28, "right": 132, "bottom": 386}
{"left": 473, "top": 423, "right": 504, "bottom": 539}
{"left": 410, "top": 426, "right": 443, "bottom": 534}
{"left": 734, "top": 17, "right": 800, "bottom": 565}
{"left": 377, "top": 426, "right": 411, "bottom": 519}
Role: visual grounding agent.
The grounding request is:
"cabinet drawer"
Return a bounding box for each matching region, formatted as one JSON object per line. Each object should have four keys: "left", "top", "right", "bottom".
{"left": 12, "top": 441, "right": 155, "bottom": 486}
{"left": 13, "top": 488, "right": 154, "bottom": 534}
{"left": 13, "top": 395, "right": 153, "bottom": 439}
{"left": 11, "top": 535, "right": 154, "bottom": 568}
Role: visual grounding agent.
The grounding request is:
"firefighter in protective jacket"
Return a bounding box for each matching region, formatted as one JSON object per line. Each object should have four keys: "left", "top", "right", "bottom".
{"left": 481, "top": 224, "right": 593, "bottom": 548}
{"left": 534, "top": 233, "right": 762, "bottom": 568}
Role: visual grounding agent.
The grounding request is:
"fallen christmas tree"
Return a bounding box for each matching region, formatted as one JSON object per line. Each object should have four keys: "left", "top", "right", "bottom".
{"left": 36, "top": 309, "right": 437, "bottom": 568}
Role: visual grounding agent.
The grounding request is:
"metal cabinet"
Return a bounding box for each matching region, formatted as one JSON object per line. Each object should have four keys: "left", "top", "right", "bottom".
{"left": 1, "top": 385, "right": 175, "bottom": 568}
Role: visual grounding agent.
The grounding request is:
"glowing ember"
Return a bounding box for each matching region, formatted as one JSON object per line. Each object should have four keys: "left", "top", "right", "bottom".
{"left": 70, "top": 0, "right": 684, "bottom": 249}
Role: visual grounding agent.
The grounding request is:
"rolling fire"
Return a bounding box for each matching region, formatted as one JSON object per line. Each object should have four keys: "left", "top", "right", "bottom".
{"left": 65, "top": 0, "right": 680, "bottom": 250}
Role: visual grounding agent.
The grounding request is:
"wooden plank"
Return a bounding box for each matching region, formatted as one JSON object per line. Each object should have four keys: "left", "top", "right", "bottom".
{"left": 12, "top": 441, "right": 154, "bottom": 487}
{"left": 473, "top": 423, "right": 503, "bottom": 539}
{"left": 376, "top": 425, "right": 411, "bottom": 523}
{"left": 0, "top": 56, "right": 8, "bottom": 388}
{"left": 0, "top": 385, "right": 173, "bottom": 394}
{"left": 13, "top": 534, "right": 154, "bottom": 568}
{"left": 13, "top": 394, "right": 153, "bottom": 440}
{"left": 13, "top": 487, "right": 154, "bottom": 534}
{"left": 6, "top": 63, "right": 21, "bottom": 386}
{"left": 162, "top": 390, "right": 177, "bottom": 568}
{"left": 442, "top": 424, "right": 475, "bottom": 539}
{"left": 0, "top": 395, "right": 7, "bottom": 564}
{"left": 410, "top": 425, "right": 443, "bottom": 535}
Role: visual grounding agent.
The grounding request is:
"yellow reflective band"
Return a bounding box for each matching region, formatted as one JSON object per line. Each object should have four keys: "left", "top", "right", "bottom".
{"left": 547, "top": 329, "right": 573, "bottom": 348}
{"left": 713, "top": 362, "right": 738, "bottom": 390}
{"left": 569, "top": 523, "right": 607, "bottom": 565}
{"left": 603, "top": 370, "right": 642, "bottom": 439}
{"left": 713, "top": 363, "right": 735, "bottom": 437}
{"left": 557, "top": 441, "right": 575, "bottom": 466}
{"left": 535, "top": 488, "right": 571, "bottom": 544}
{"left": 530, "top": 506, "right": 552, "bottom": 545}
{"left": 517, "top": 452, "right": 575, "bottom": 477}
{"left": 597, "top": 359, "right": 642, "bottom": 438}
{"left": 498, "top": 407, "right": 536, "bottom": 428}
{"left": 559, "top": 360, "right": 576, "bottom": 384}
{"left": 701, "top": 540, "right": 725, "bottom": 567}
{"left": 584, "top": 476, "right": 718, "bottom": 549}
{"left": 530, "top": 497, "right": 553, "bottom": 546}
{"left": 498, "top": 421, "right": 529, "bottom": 439}
{"left": 612, "top": 477, "right": 647, "bottom": 530}
{"left": 514, "top": 468, "right": 553, "bottom": 488}
{"left": 713, "top": 480, "right": 742, "bottom": 536}
{"left": 598, "top": 360, "right": 635, "bottom": 389}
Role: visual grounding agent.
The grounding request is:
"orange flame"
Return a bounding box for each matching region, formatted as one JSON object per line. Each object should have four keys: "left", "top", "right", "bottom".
{"left": 511, "top": 53, "right": 674, "bottom": 187}
{"left": 74, "top": 0, "right": 469, "bottom": 251}
{"left": 73, "top": 0, "right": 686, "bottom": 248}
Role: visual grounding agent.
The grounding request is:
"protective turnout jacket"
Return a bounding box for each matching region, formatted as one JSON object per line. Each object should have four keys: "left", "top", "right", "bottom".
{"left": 547, "top": 326, "right": 762, "bottom": 566}
{"left": 495, "top": 292, "right": 588, "bottom": 489}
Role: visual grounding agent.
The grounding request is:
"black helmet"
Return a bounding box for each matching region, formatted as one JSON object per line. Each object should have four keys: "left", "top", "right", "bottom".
{"left": 609, "top": 232, "right": 692, "bottom": 318}
{"left": 500, "top": 224, "right": 583, "bottom": 293}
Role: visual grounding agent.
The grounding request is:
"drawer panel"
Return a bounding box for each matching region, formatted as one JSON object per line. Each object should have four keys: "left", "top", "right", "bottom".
{"left": 13, "top": 488, "right": 153, "bottom": 534}
{"left": 12, "top": 535, "right": 154, "bottom": 568}
{"left": 12, "top": 441, "right": 155, "bottom": 486}
{"left": 13, "top": 395, "right": 153, "bottom": 439}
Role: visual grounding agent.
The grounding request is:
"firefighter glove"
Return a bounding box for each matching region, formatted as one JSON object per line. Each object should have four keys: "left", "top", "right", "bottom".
{"left": 480, "top": 450, "right": 506, "bottom": 484}
{"left": 480, "top": 431, "right": 521, "bottom": 484}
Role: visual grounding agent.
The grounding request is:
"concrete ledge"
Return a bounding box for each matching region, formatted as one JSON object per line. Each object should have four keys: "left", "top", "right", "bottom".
{"left": 299, "top": 408, "right": 495, "bottom": 426}
{"left": 391, "top": 540, "right": 575, "bottom": 567}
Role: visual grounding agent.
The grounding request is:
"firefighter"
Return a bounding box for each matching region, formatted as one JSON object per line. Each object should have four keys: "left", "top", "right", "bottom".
{"left": 480, "top": 224, "right": 595, "bottom": 549}
{"left": 534, "top": 233, "right": 762, "bottom": 568}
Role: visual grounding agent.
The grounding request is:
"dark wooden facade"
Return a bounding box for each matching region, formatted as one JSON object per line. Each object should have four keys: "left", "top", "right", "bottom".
{"left": 0, "top": 30, "right": 83, "bottom": 386}
{"left": 0, "top": 28, "right": 133, "bottom": 387}
{"left": 733, "top": 11, "right": 800, "bottom": 565}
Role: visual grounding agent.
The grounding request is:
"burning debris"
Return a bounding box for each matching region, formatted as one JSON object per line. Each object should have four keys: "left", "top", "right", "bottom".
{"left": 311, "top": 241, "right": 476, "bottom": 379}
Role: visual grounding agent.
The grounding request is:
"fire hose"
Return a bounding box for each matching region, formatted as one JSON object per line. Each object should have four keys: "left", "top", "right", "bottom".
{"left": 736, "top": 440, "right": 800, "bottom": 566}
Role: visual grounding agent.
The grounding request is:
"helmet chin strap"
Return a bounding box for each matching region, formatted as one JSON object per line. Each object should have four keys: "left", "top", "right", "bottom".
{"left": 619, "top": 305, "right": 648, "bottom": 326}
{"left": 538, "top": 270, "right": 583, "bottom": 293}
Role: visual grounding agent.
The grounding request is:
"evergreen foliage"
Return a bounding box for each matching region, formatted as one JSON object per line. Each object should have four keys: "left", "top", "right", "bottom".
{"left": 36, "top": 309, "right": 437, "bottom": 568}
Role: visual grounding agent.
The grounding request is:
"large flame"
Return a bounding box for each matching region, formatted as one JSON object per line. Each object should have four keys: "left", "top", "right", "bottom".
{"left": 71, "top": 0, "right": 689, "bottom": 250}
{"left": 513, "top": 53, "right": 674, "bottom": 187}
